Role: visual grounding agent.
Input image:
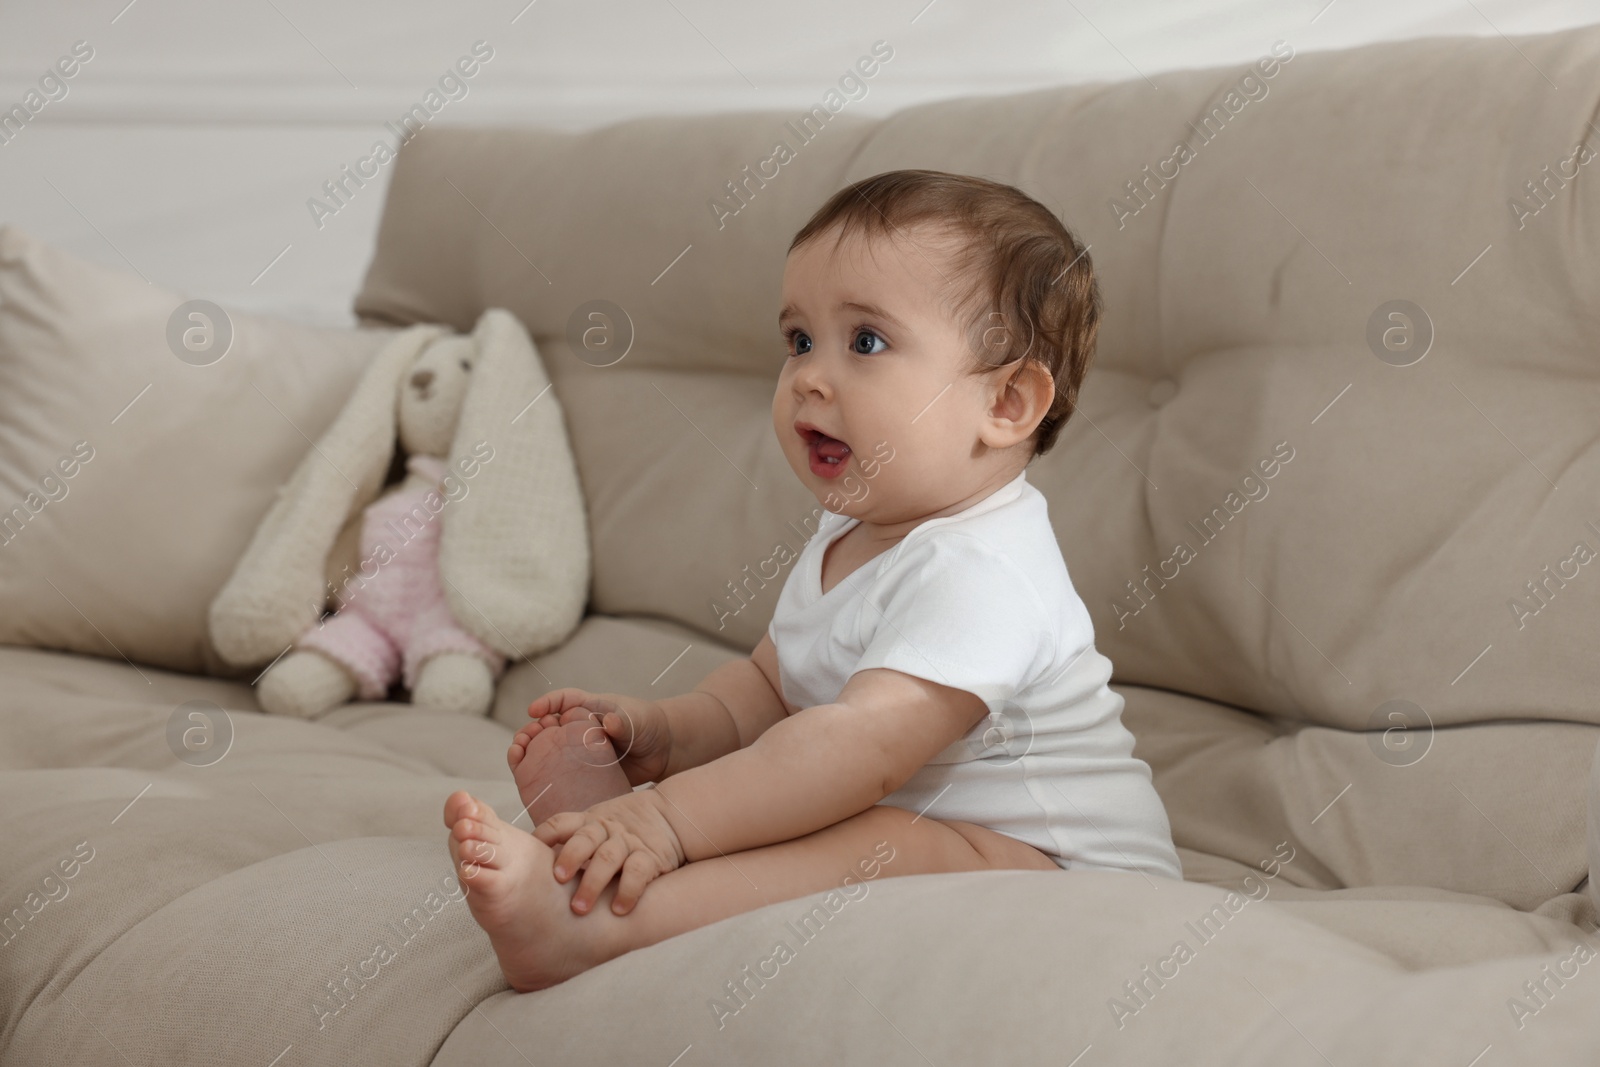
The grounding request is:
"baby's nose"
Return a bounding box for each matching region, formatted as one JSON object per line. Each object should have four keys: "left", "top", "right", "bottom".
{"left": 410, "top": 369, "right": 435, "bottom": 390}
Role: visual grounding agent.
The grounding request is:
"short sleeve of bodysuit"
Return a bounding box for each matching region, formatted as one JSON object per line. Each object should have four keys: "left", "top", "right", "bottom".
{"left": 849, "top": 531, "right": 1055, "bottom": 716}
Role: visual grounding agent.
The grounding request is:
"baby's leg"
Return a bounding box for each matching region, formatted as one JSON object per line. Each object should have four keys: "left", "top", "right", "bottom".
{"left": 443, "top": 791, "right": 1055, "bottom": 993}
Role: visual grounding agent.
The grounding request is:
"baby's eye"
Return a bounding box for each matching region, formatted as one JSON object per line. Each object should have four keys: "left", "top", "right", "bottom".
{"left": 787, "top": 330, "right": 812, "bottom": 357}
{"left": 852, "top": 328, "right": 886, "bottom": 355}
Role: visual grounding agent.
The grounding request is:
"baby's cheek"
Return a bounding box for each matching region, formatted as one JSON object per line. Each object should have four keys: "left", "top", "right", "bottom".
{"left": 837, "top": 474, "right": 869, "bottom": 504}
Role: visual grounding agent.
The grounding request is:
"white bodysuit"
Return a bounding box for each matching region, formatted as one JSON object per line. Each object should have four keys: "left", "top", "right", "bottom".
{"left": 767, "top": 467, "right": 1183, "bottom": 880}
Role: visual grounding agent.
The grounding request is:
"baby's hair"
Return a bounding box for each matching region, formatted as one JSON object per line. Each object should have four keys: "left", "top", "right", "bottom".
{"left": 788, "top": 169, "right": 1102, "bottom": 458}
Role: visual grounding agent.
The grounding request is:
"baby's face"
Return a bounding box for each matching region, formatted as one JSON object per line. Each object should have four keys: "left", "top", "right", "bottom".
{"left": 773, "top": 223, "right": 1023, "bottom": 523}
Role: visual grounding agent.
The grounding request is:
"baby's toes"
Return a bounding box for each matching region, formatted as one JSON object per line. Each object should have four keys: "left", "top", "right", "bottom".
{"left": 443, "top": 789, "right": 478, "bottom": 828}
{"left": 447, "top": 826, "right": 483, "bottom": 874}
{"left": 450, "top": 806, "right": 507, "bottom": 870}
{"left": 455, "top": 834, "right": 497, "bottom": 877}
{"left": 447, "top": 793, "right": 496, "bottom": 841}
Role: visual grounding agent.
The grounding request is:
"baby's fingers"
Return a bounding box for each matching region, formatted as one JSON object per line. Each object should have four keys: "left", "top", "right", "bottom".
{"left": 550, "top": 822, "right": 606, "bottom": 885}
{"left": 570, "top": 835, "right": 629, "bottom": 915}
{"left": 532, "top": 811, "right": 585, "bottom": 849}
{"left": 611, "top": 851, "right": 662, "bottom": 915}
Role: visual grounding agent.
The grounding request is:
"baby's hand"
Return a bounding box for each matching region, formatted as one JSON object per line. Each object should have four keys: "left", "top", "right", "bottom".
{"left": 534, "top": 790, "right": 684, "bottom": 916}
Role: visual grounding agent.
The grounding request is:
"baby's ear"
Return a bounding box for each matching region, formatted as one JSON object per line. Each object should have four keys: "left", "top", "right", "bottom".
{"left": 985, "top": 359, "right": 1054, "bottom": 446}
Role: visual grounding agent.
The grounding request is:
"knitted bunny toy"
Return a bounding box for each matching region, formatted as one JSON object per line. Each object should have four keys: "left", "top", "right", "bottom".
{"left": 208, "top": 308, "right": 589, "bottom": 718}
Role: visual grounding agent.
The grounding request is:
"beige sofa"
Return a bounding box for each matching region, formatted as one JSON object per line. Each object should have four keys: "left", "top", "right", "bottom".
{"left": 5, "top": 21, "right": 1600, "bottom": 1066}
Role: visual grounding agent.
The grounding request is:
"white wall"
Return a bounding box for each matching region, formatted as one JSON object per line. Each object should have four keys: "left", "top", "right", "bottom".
{"left": 0, "top": 0, "right": 1594, "bottom": 323}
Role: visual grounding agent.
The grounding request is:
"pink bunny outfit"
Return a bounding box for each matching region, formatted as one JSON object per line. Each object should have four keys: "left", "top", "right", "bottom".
{"left": 297, "top": 454, "right": 505, "bottom": 700}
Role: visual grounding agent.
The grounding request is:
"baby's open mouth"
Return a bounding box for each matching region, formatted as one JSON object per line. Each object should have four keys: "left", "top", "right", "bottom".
{"left": 796, "top": 424, "right": 852, "bottom": 468}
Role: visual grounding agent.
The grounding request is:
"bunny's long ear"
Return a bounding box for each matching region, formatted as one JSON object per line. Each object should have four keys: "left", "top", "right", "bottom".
{"left": 208, "top": 323, "right": 446, "bottom": 666}
{"left": 439, "top": 308, "right": 590, "bottom": 659}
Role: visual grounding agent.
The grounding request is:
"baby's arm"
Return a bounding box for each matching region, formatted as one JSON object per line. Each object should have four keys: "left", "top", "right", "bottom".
{"left": 650, "top": 666, "right": 989, "bottom": 860}
{"left": 654, "top": 633, "right": 793, "bottom": 778}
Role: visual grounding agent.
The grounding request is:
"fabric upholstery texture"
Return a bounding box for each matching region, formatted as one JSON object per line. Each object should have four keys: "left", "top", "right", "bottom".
{"left": 6, "top": 21, "right": 1600, "bottom": 1067}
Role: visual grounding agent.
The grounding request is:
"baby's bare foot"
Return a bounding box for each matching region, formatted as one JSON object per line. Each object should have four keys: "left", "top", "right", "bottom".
{"left": 508, "top": 717, "right": 631, "bottom": 827}
{"left": 444, "top": 790, "right": 606, "bottom": 992}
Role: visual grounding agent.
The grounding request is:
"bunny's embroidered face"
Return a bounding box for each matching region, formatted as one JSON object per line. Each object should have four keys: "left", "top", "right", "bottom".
{"left": 398, "top": 335, "right": 476, "bottom": 457}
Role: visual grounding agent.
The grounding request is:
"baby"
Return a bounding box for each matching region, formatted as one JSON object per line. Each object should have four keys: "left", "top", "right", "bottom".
{"left": 442, "top": 168, "right": 1182, "bottom": 993}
